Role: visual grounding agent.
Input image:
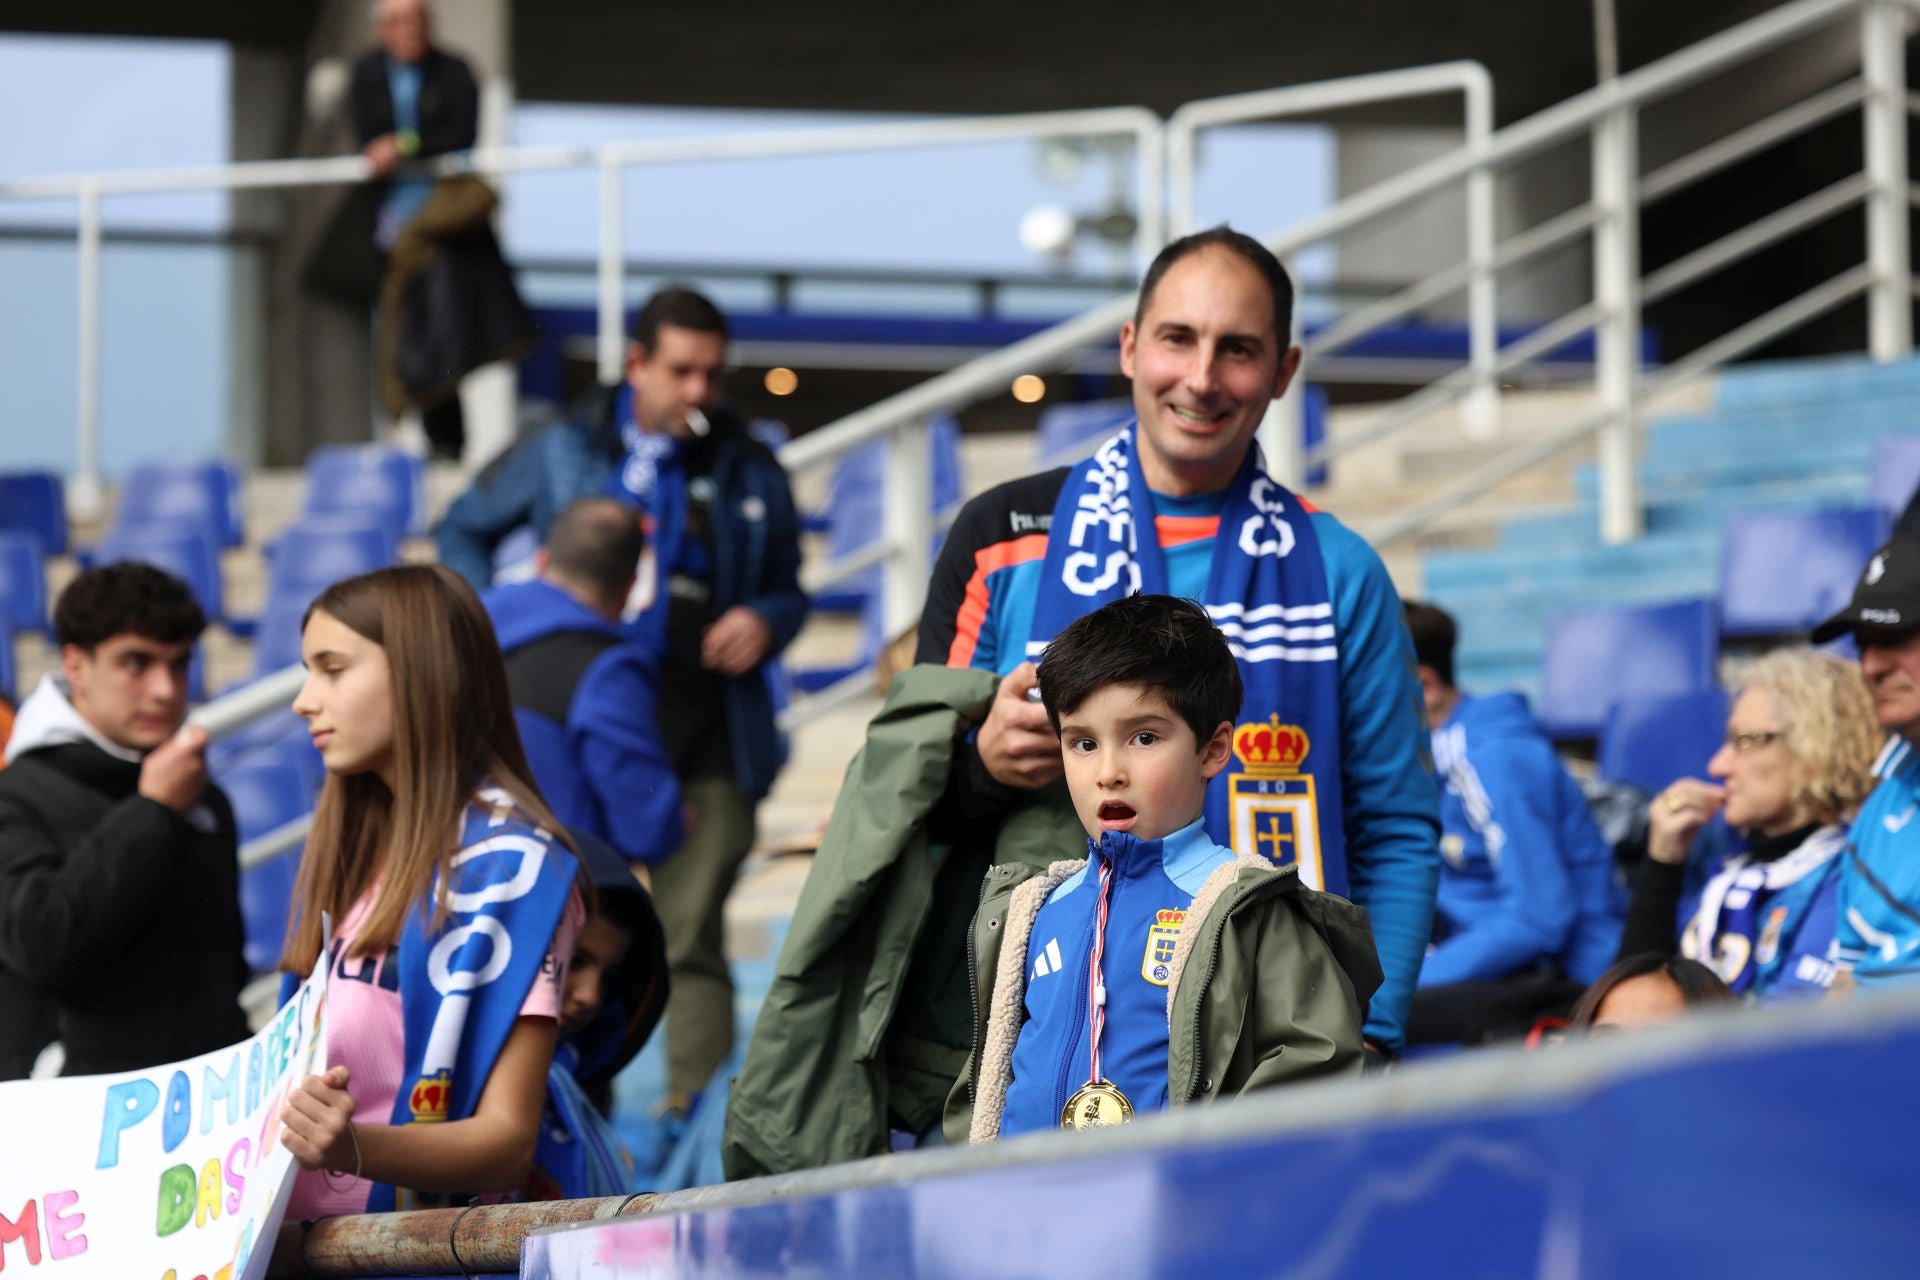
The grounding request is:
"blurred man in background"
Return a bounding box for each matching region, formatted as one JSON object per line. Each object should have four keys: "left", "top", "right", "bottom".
{"left": 0, "top": 564, "right": 246, "bottom": 1078}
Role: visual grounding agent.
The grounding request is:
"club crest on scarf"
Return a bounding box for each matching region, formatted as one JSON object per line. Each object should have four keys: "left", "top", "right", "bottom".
{"left": 1230, "top": 715, "right": 1323, "bottom": 887}
{"left": 1028, "top": 424, "right": 1351, "bottom": 896}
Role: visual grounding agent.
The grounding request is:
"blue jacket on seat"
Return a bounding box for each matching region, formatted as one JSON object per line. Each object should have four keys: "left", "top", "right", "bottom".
{"left": 485, "top": 578, "right": 681, "bottom": 863}
{"left": 1423, "top": 691, "right": 1622, "bottom": 987}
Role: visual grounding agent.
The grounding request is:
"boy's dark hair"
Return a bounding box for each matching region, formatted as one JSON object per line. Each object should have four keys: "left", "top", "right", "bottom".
{"left": 54, "top": 562, "right": 206, "bottom": 651}
{"left": 632, "top": 285, "right": 729, "bottom": 351}
{"left": 1136, "top": 225, "right": 1295, "bottom": 348}
{"left": 1037, "top": 594, "right": 1242, "bottom": 746}
{"left": 1402, "top": 599, "right": 1457, "bottom": 689}
{"left": 1567, "top": 953, "right": 1735, "bottom": 1029}
{"left": 545, "top": 497, "right": 645, "bottom": 606}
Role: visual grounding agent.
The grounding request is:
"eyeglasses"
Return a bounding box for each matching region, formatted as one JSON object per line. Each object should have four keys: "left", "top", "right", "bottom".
{"left": 1724, "top": 730, "right": 1784, "bottom": 754}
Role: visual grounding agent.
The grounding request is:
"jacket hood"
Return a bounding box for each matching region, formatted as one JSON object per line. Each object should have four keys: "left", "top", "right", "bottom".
{"left": 485, "top": 579, "right": 622, "bottom": 653}
{"left": 5, "top": 675, "right": 145, "bottom": 766}
{"left": 564, "top": 828, "right": 670, "bottom": 1090}
{"left": 1444, "top": 690, "right": 1544, "bottom": 743}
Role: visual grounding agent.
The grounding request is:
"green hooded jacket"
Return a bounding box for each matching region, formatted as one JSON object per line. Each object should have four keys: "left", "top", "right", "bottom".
{"left": 722, "top": 666, "right": 1082, "bottom": 1178}
{"left": 951, "top": 849, "right": 1384, "bottom": 1143}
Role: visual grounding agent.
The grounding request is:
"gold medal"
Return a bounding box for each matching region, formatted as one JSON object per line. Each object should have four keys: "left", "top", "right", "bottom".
{"left": 1061, "top": 1080, "right": 1134, "bottom": 1130}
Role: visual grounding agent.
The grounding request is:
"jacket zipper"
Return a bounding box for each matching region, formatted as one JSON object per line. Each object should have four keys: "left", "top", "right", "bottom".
{"left": 1053, "top": 905, "right": 1098, "bottom": 1118}
{"left": 963, "top": 868, "right": 995, "bottom": 1105}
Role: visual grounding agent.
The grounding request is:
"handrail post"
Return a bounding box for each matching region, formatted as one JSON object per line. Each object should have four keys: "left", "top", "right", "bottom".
{"left": 1592, "top": 97, "right": 1644, "bottom": 546}
{"left": 1863, "top": 0, "right": 1913, "bottom": 361}
{"left": 71, "top": 182, "right": 104, "bottom": 522}
{"left": 596, "top": 156, "right": 625, "bottom": 383}
{"left": 882, "top": 420, "right": 935, "bottom": 641}
{"left": 1134, "top": 119, "right": 1168, "bottom": 263}
{"left": 1463, "top": 72, "right": 1501, "bottom": 439}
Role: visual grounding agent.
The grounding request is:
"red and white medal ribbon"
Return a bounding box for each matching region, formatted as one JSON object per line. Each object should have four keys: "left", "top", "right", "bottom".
{"left": 1085, "top": 858, "right": 1114, "bottom": 1085}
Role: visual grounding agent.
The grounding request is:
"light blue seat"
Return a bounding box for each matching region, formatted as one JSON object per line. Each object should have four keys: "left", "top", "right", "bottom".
{"left": 117, "top": 460, "right": 244, "bottom": 548}
{"left": 1036, "top": 399, "right": 1132, "bottom": 469}
{"left": 1539, "top": 598, "right": 1719, "bottom": 740}
{"left": 266, "top": 516, "right": 399, "bottom": 612}
{"left": 303, "top": 444, "right": 425, "bottom": 542}
{"left": 217, "top": 760, "right": 315, "bottom": 972}
{"left": 0, "top": 471, "right": 68, "bottom": 557}
{"left": 1598, "top": 689, "right": 1730, "bottom": 797}
{"left": 1872, "top": 433, "right": 1920, "bottom": 524}
{"left": 90, "top": 523, "right": 227, "bottom": 626}
{"left": 1719, "top": 506, "right": 1885, "bottom": 638}
{"left": 0, "top": 532, "right": 48, "bottom": 638}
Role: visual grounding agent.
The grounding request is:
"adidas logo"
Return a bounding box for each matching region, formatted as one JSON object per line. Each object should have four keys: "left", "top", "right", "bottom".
{"left": 1031, "top": 937, "right": 1064, "bottom": 980}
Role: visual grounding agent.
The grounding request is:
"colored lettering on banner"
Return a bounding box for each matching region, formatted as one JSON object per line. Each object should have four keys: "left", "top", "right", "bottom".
{"left": 0, "top": 957, "right": 327, "bottom": 1280}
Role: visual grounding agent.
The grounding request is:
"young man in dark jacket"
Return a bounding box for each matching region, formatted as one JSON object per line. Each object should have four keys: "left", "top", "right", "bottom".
{"left": 441, "top": 286, "right": 807, "bottom": 1104}
{"left": 0, "top": 564, "right": 247, "bottom": 1078}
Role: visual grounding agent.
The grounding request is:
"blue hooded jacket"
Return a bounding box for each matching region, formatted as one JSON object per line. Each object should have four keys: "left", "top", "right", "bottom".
{"left": 485, "top": 578, "right": 681, "bottom": 863}
{"left": 1423, "top": 691, "right": 1622, "bottom": 987}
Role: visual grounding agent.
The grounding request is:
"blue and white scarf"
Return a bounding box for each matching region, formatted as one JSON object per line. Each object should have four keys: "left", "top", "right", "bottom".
{"left": 1681, "top": 825, "right": 1846, "bottom": 996}
{"left": 606, "top": 385, "right": 696, "bottom": 656}
{"left": 377, "top": 788, "right": 577, "bottom": 1210}
{"left": 1028, "top": 426, "right": 1349, "bottom": 894}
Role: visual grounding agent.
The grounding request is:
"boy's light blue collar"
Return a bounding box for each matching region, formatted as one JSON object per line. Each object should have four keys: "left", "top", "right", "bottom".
{"left": 1087, "top": 814, "right": 1212, "bottom": 866}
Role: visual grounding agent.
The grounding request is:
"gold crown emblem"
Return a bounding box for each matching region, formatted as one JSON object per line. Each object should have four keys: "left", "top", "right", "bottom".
{"left": 1232, "top": 715, "right": 1310, "bottom": 774}
{"left": 409, "top": 1072, "right": 453, "bottom": 1122}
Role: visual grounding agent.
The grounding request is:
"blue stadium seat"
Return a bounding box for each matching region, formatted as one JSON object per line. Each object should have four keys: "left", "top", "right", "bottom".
{"left": 217, "top": 760, "right": 314, "bottom": 972}
{"left": 1872, "top": 434, "right": 1920, "bottom": 523}
{"left": 0, "top": 532, "right": 49, "bottom": 637}
{"left": 0, "top": 472, "right": 68, "bottom": 557}
{"left": 1539, "top": 597, "right": 1719, "bottom": 740}
{"left": 1598, "top": 688, "right": 1730, "bottom": 796}
{"left": 1036, "top": 399, "right": 1132, "bottom": 469}
{"left": 116, "top": 460, "right": 244, "bottom": 548}
{"left": 303, "top": 444, "right": 425, "bottom": 542}
{"left": 1719, "top": 506, "right": 1886, "bottom": 638}
{"left": 250, "top": 601, "right": 308, "bottom": 677}
{"left": 90, "top": 524, "right": 226, "bottom": 625}
{"left": 266, "top": 516, "right": 399, "bottom": 611}
{"left": 0, "top": 619, "right": 15, "bottom": 703}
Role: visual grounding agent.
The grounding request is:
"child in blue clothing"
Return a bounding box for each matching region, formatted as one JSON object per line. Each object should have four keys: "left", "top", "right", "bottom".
{"left": 954, "top": 595, "right": 1381, "bottom": 1142}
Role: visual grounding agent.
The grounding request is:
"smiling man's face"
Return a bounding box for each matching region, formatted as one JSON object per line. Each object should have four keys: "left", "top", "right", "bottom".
{"left": 1119, "top": 245, "right": 1300, "bottom": 499}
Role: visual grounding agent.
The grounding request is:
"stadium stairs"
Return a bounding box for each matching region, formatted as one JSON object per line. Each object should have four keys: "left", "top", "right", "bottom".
{"left": 1400, "top": 351, "right": 1915, "bottom": 701}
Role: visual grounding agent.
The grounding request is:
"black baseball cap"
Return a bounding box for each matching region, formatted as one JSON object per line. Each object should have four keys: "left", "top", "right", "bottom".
{"left": 1811, "top": 537, "right": 1920, "bottom": 642}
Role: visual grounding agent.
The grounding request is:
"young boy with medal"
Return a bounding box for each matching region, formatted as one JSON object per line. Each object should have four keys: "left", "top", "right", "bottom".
{"left": 953, "top": 594, "right": 1383, "bottom": 1142}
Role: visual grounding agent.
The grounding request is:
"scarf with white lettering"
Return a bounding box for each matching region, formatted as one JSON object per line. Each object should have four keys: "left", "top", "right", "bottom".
{"left": 1028, "top": 426, "right": 1348, "bottom": 893}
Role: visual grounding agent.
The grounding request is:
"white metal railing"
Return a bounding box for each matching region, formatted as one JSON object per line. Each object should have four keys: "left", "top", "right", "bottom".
{"left": 0, "top": 106, "right": 1164, "bottom": 524}
{"left": 9, "top": 0, "right": 1920, "bottom": 771}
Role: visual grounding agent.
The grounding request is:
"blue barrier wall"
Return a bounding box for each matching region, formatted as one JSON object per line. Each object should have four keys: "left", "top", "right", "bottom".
{"left": 523, "top": 990, "right": 1920, "bottom": 1278}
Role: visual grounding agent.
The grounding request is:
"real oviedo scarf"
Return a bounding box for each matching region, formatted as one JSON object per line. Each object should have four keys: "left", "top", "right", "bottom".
{"left": 607, "top": 384, "right": 692, "bottom": 656}
{"left": 1028, "top": 426, "right": 1348, "bottom": 895}
{"left": 381, "top": 788, "right": 576, "bottom": 1210}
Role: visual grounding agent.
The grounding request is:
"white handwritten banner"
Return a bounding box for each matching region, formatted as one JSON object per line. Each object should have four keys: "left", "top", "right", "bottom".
{"left": 0, "top": 956, "right": 328, "bottom": 1280}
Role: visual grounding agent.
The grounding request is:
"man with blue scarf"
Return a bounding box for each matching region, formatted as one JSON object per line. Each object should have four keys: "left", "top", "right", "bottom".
{"left": 918, "top": 227, "right": 1440, "bottom": 1055}
{"left": 439, "top": 287, "right": 805, "bottom": 1104}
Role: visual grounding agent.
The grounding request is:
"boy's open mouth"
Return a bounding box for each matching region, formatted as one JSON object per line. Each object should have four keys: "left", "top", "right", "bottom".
{"left": 1096, "top": 801, "right": 1137, "bottom": 831}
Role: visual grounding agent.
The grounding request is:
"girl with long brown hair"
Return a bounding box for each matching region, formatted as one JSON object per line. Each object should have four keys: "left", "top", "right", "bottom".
{"left": 277, "top": 564, "right": 583, "bottom": 1214}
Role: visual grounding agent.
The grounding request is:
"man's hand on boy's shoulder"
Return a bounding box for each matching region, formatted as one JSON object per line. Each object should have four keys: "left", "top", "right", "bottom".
{"left": 976, "top": 663, "right": 1064, "bottom": 790}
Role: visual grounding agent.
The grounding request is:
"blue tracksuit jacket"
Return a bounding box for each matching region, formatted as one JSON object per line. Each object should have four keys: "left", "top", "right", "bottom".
{"left": 1833, "top": 737, "right": 1920, "bottom": 985}
{"left": 1002, "top": 819, "right": 1232, "bottom": 1137}
{"left": 1423, "top": 691, "right": 1622, "bottom": 987}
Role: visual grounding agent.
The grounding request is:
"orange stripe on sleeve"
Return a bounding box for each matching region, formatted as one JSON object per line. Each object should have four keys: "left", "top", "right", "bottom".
{"left": 946, "top": 533, "right": 1051, "bottom": 668}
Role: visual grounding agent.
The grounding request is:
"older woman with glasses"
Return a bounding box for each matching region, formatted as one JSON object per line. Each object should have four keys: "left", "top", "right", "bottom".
{"left": 1616, "top": 648, "right": 1882, "bottom": 1003}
